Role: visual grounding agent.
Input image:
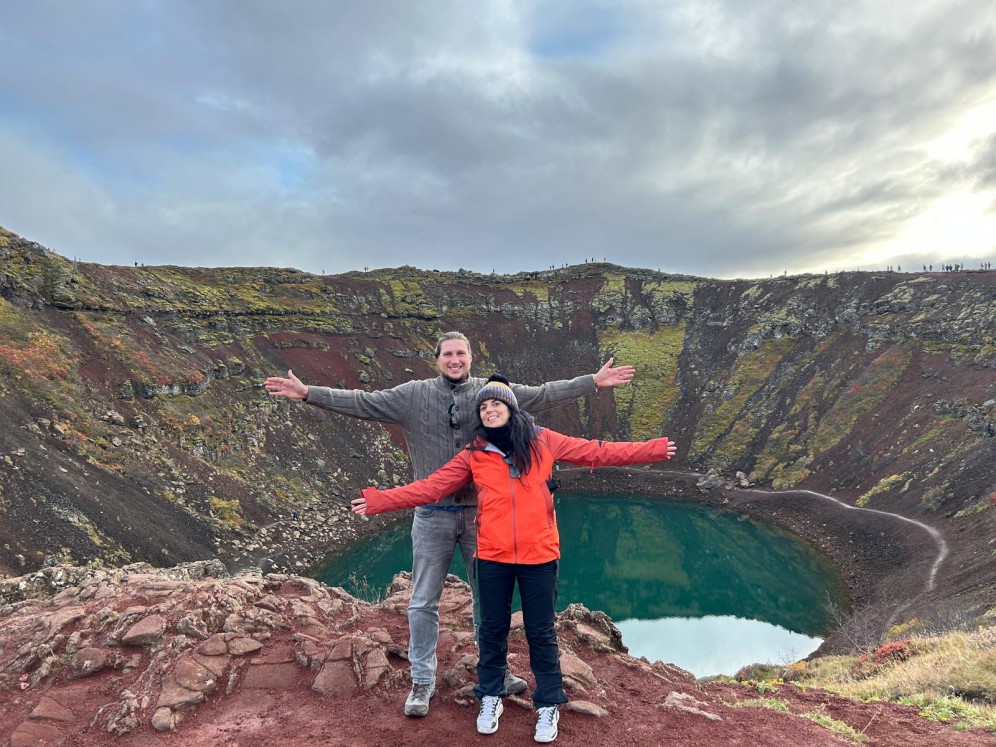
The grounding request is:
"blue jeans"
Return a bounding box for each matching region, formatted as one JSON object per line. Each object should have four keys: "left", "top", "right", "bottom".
{"left": 408, "top": 506, "right": 478, "bottom": 684}
{"left": 473, "top": 558, "right": 568, "bottom": 708}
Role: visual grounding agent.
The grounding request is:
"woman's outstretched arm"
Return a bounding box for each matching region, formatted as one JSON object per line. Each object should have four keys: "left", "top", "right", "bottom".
{"left": 351, "top": 451, "right": 474, "bottom": 515}
{"left": 542, "top": 429, "right": 676, "bottom": 468}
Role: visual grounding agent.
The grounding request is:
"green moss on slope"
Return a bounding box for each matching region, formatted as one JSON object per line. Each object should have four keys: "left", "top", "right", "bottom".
{"left": 811, "top": 346, "right": 911, "bottom": 454}
{"left": 598, "top": 324, "right": 685, "bottom": 440}
{"left": 691, "top": 337, "right": 797, "bottom": 460}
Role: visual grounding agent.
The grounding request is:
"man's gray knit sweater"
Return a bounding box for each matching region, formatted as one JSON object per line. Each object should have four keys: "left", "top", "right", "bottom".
{"left": 304, "top": 374, "right": 597, "bottom": 507}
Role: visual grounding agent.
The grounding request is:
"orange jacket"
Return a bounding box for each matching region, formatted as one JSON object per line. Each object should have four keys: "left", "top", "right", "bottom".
{"left": 360, "top": 429, "right": 673, "bottom": 565}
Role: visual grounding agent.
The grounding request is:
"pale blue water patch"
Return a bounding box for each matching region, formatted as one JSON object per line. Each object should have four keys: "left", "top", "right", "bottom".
{"left": 615, "top": 616, "right": 822, "bottom": 678}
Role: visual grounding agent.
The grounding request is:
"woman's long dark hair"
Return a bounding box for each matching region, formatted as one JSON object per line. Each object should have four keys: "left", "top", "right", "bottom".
{"left": 475, "top": 409, "right": 540, "bottom": 475}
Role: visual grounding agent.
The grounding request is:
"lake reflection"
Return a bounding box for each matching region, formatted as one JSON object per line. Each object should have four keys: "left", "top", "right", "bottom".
{"left": 616, "top": 616, "right": 821, "bottom": 677}
{"left": 316, "top": 493, "right": 847, "bottom": 677}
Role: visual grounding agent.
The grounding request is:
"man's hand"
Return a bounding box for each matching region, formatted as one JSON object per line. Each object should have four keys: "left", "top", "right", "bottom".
{"left": 593, "top": 357, "right": 636, "bottom": 388}
{"left": 264, "top": 370, "right": 309, "bottom": 400}
{"left": 350, "top": 497, "right": 368, "bottom": 515}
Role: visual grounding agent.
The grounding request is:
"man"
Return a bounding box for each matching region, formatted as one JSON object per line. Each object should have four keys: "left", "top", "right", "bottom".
{"left": 264, "top": 332, "right": 634, "bottom": 717}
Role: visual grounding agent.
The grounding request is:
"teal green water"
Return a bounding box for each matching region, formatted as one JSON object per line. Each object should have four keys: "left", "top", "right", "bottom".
{"left": 315, "top": 494, "right": 848, "bottom": 676}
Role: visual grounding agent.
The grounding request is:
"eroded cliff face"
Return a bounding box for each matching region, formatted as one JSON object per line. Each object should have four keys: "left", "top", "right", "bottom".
{"left": 1, "top": 227, "right": 994, "bottom": 618}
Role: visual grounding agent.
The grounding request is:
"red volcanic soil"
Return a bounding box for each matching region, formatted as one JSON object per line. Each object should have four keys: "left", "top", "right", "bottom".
{"left": 2, "top": 566, "right": 993, "bottom": 747}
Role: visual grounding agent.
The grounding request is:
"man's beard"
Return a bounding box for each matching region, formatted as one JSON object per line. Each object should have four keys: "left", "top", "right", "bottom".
{"left": 442, "top": 371, "right": 469, "bottom": 384}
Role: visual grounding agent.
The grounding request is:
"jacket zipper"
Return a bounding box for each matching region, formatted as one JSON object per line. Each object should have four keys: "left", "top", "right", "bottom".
{"left": 509, "top": 471, "right": 519, "bottom": 563}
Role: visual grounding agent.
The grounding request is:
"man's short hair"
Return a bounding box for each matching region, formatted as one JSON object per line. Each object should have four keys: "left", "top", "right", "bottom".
{"left": 434, "top": 331, "right": 471, "bottom": 359}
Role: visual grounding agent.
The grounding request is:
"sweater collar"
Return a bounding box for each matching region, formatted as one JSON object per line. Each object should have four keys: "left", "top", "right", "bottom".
{"left": 436, "top": 374, "right": 473, "bottom": 392}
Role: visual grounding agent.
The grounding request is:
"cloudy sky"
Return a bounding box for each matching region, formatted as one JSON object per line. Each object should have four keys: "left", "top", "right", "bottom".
{"left": 2, "top": 1, "right": 995, "bottom": 279}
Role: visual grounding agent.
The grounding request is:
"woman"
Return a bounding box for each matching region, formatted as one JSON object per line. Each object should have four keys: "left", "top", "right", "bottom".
{"left": 351, "top": 375, "right": 677, "bottom": 743}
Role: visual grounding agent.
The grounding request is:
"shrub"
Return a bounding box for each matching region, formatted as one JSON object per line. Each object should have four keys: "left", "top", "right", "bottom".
{"left": 857, "top": 640, "right": 913, "bottom": 673}
{"left": 209, "top": 497, "right": 244, "bottom": 528}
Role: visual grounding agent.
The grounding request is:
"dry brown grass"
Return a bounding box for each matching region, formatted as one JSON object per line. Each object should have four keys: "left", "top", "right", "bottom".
{"left": 789, "top": 625, "right": 996, "bottom": 732}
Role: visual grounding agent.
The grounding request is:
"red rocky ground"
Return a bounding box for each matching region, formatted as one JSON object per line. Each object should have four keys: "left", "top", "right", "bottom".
{"left": 1, "top": 562, "right": 993, "bottom": 747}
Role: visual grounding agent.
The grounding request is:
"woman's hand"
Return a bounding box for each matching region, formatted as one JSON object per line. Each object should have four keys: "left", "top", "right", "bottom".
{"left": 350, "top": 496, "right": 368, "bottom": 515}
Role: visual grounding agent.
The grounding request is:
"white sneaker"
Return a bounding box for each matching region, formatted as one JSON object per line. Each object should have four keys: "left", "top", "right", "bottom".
{"left": 476, "top": 695, "right": 503, "bottom": 735}
{"left": 534, "top": 704, "right": 559, "bottom": 743}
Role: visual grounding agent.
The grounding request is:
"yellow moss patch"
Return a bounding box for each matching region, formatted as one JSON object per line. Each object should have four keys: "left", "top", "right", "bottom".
{"left": 209, "top": 496, "right": 245, "bottom": 529}
{"left": 508, "top": 283, "right": 551, "bottom": 304}
{"left": 857, "top": 473, "right": 907, "bottom": 507}
{"left": 598, "top": 324, "right": 685, "bottom": 440}
{"left": 595, "top": 273, "right": 627, "bottom": 307}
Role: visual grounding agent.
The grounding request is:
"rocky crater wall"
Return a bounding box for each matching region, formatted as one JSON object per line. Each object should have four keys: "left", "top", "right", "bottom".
{"left": 1, "top": 226, "right": 994, "bottom": 633}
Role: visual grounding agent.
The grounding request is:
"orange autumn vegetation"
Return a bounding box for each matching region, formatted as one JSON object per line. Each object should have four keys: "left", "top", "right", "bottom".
{"left": 0, "top": 330, "right": 72, "bottom": 381}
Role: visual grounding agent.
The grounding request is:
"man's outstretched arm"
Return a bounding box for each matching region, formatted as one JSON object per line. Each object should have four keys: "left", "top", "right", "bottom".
{"left": 263, "top": 369, "right": 413, "bottom": 424}
{"left": 513, "top": 357, "right": 637, "bottom": 413}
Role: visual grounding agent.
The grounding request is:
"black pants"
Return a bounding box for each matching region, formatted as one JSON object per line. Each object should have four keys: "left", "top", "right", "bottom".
{"left": 473, "top": 558, "right": 568, "bottom": 708}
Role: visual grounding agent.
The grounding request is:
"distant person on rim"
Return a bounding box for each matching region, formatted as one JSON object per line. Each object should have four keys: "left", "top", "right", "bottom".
{"left": 264, "top": 332, "right": 635, "bottom": 718}
{"left": 351, "top": 375, "right": 677, "bottom": 742}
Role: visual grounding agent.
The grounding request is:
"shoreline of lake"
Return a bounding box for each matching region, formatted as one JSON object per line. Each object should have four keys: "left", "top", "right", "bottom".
{"left": 232, "top": 465, "right": 943, "bottom": 657}
{"left": 315, "top": 492, "right": 845, "bottom": 676}
{"left": 554, "top": 466, "right": 944, "bottom": 654}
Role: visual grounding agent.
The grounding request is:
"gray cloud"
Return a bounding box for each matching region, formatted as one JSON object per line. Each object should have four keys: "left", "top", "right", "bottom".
{"left": 1, "top": 0, "right": 995, "bottom": 278}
